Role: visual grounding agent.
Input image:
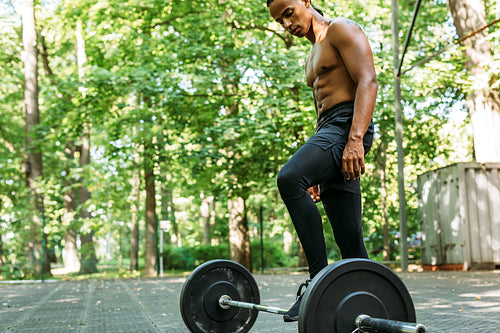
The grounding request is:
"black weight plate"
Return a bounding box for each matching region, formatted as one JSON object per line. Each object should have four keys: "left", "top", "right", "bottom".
{"left": 180, "top": 259, "right": 260, "bottom": 333}
{"left": 298, "top": 258, "right": 416, "bottom": 333}
{"left": 204, "top": 281, "right": 239, "bottom": 321}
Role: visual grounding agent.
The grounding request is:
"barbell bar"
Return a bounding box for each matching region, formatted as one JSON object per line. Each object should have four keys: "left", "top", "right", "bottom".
{"left": 219, "top": 294, "right": 289, "bottom": 315}
{"left": 218, "top": 295, "right": 427, "bottom": 333}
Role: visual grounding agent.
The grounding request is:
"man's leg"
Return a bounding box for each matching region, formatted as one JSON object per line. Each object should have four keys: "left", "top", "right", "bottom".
{"left": 321, "top": 188, "right": 369, "bottom": 259}
{"left": 277, "top": 142, "right": 342, "bottom": 322}
{"left": 277, "top": 143, "right": 340, "bottom": 278}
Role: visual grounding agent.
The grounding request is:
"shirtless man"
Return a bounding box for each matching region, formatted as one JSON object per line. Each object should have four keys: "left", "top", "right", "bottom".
{"left": 266, "top": 0, "right": 378, "bottom": 322}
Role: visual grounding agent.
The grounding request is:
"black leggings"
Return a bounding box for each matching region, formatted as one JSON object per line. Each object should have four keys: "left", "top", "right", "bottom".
{"left": 277, "top": 142, "right": 368, "bottom": 279}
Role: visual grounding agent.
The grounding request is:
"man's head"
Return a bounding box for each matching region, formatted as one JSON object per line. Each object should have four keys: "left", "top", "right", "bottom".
{"left": 267, "top": 0, "right": 323, "bottom": 37}
{"left": 267, "top": 0, "right": 324, "bottom": 17}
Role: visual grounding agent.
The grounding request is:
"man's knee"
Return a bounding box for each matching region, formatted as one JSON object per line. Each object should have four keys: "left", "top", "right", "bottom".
{"left": 277, "top": 167, "right": 294, "bottom": 194}
{"left": 277, "top": 166, "right": 309, "bottom": 199}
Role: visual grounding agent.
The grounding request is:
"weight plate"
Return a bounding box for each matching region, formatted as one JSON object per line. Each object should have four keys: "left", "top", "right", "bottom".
{"left": 204, "top": 281, "right": 240, "bottom": 321}
{"left": 180, "top": 259, "right": 260, "bottom": 333}
{"left": 298, "top": 258, "right": 416, "bottom": 333}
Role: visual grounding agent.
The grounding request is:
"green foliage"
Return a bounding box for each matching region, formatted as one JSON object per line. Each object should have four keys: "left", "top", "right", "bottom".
{"left": 1, "top": 0, "right": 490, "bottom": 277}
{"left": 160, "top": 240, "right": 299, "bottom": 272}
{"left": 161, "top": 244, "right": 230, "bottom": 271}
{"left": 251, "top": 240, "right": 298, "bottom": 269}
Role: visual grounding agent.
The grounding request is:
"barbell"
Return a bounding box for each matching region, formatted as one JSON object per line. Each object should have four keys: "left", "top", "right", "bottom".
{"left": 179, "top": 258, "right": 427, "bottom": 333}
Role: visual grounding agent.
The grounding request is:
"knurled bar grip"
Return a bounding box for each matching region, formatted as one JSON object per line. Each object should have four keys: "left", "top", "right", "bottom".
{"left": 219, "top": 295, "right": 289, "bottom": 315}
{"left": 356, "top": 314, "right": 428, "bottom": 333}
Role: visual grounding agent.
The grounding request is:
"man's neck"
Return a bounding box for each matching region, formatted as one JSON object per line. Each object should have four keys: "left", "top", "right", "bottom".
{"left": 306, "top": 15, "right": 331, "bottom": 44}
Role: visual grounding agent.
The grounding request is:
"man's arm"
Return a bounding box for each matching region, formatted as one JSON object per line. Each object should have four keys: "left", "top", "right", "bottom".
{"left": 328, "top": 19, "right": 378, "bottom": 180}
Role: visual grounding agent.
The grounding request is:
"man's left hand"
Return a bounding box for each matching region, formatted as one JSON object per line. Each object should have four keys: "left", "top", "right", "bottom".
{"left": 342, "top": 139, "right": 365, "bottom": 180}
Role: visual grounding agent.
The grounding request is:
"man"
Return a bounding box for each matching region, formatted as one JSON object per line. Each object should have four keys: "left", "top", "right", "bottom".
{"left": 266, "top": 0, "right": 378, "bottom": 322}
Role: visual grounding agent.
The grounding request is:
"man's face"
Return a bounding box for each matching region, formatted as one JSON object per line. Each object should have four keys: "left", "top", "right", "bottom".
{"left": 269, "top": 0, "right": 311, "bottom": 38}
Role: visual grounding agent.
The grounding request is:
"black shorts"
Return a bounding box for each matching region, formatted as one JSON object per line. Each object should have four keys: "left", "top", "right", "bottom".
{"left": 306, "top": 101, "right": 374, "bottom": 195}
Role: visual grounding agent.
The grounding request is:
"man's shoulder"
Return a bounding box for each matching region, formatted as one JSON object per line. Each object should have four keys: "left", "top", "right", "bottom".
{"left": 326, "top": 17, "right": 366, "bottom": 46}
{"left": 328, "top": 17, "right": 363, "bottom": 32}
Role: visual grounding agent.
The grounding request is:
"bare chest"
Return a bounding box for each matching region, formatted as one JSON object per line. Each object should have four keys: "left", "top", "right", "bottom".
{"left": 305, "top": 41, "right": 344, "bottom": 87}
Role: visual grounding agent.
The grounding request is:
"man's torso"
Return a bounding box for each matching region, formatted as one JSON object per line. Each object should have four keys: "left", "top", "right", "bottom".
{"left": 305, "top": 20, "right": 357, "bottom": 118}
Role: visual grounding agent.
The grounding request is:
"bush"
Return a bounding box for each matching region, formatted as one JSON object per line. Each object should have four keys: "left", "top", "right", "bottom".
{"left": 161, "top": 244, "right": 230, "bottom": 271}
{"left": 251, "top": 240, "right": 297, "bottom": 269}
{"left": 162, "top": 240, "right": 298, "bottom": 271}
{"left": 0, "top": 264, "right": 26, "bottom": 280}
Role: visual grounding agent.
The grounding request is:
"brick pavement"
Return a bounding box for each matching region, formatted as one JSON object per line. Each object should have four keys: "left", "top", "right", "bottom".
{"left": 1, "top": 269, "right": 499, "bottom": 332}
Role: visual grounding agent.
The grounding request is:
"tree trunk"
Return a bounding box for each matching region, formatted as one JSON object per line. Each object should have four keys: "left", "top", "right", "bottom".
{"left": 129, "top": 169, "right": 140, "bottom": 271}
{"left": 63, "top": 227, "right": 79, "bottom": 271}
{"left": 165, "top": 174, "right": 181, "bottom": 247}
{"left": 228, "top": 197, "right": 252, "bottom": 271}
{"left": 160, "top": 174, "right": 170, "bottom": 247}
{"left": 144, "top": 142, "right": 157, "bottom": 277}
{"left": 78, "top": 126, "right": 97, "bottom": 274}
{"left": 297, "top": 238, "right": 308, "bottom": 267}
{"left": 378, "top": 132, "right": 390, "bottom": 261}
{"left": 283, "top": 229, "right": 293, "bottom": 254}
{"left": 16, "top": 0, "right": 46, "bottom": 276}
{"left": 448, "top": 0, "right": 500, "bottom": 162}
{"left": 130, "top": 212, "right": 140, "bottom": 271}
{"left": 209, "top": 199, "right": 216, "bottom": 245}
{"left": 62, "top": 145, "right": 79, "bottom": 272}
{"left": 129, "top": 126, "right": 141, "bottom": 271}
{"left": 201, "top": 193, "right": 214, "bottom": 245}
{"left": 129, "top": 174, "right": 140, "bottom": 271}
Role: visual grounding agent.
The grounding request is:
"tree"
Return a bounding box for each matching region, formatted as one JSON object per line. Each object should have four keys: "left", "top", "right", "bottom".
{"left": 144, "top": 144, "right": 157, "bottom": 277}
{"left": 0, "top": 0, "right": 487, "bottom": 277}
{"left": 129, "top": 126, "right": 141, "bottom": 271}
{"left": 447, "top": 0, "right": 500, "bottom": 162}
{"left": 75, "top": 20, "right": 98, "bottom": 274}
{"left": 13, "top": 0, "right": 48, "bottom": 276}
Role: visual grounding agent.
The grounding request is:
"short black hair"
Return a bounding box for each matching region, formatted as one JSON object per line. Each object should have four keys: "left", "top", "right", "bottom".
{"left": 266, "top": 0, "right": 324, "bottom": 16}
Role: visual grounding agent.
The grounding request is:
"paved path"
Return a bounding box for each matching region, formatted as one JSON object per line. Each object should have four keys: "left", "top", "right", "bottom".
{"left": 1, "top": 269, "right": 499, "bottom": 332}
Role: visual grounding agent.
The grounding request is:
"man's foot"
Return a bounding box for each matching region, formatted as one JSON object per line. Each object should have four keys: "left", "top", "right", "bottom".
{"left": 283, "top": 279, "right": 311, "bottom": 322}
